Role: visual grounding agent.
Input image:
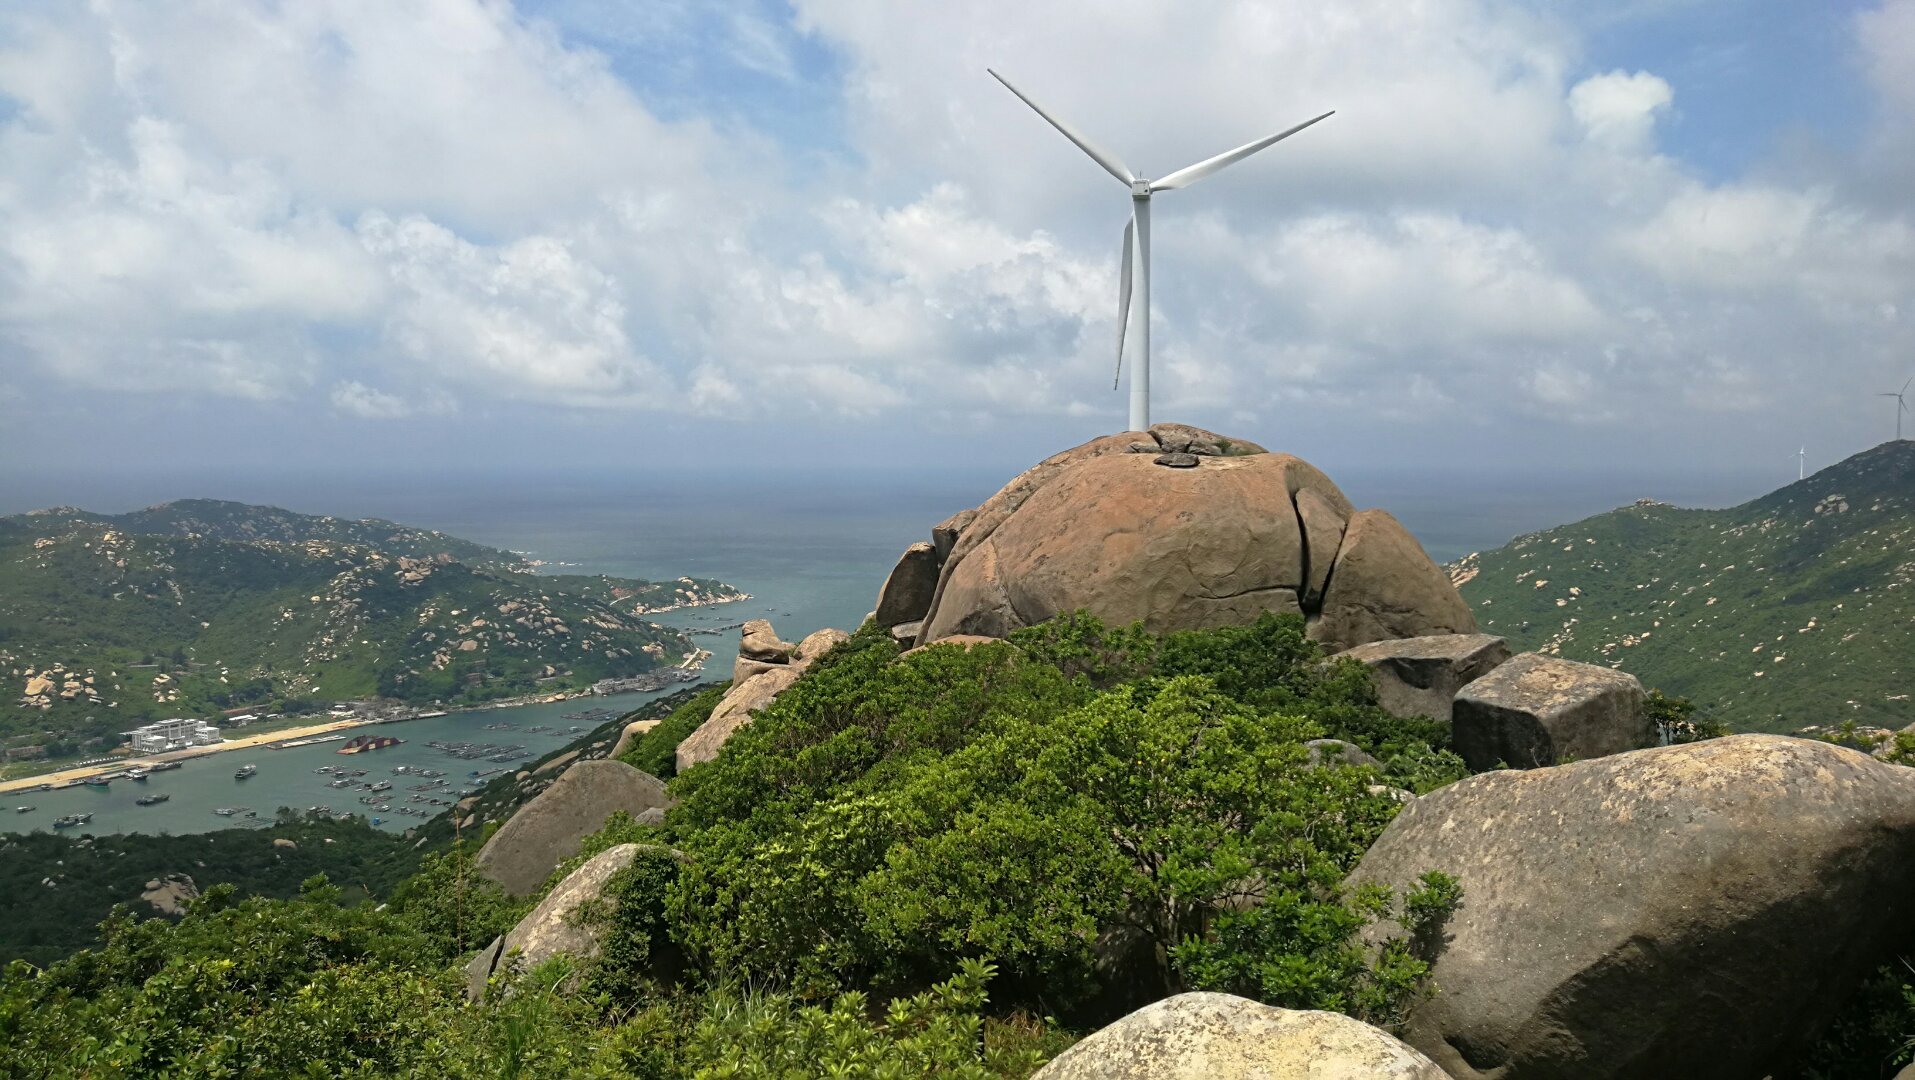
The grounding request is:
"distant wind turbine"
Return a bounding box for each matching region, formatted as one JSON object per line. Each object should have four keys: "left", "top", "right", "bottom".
{"left": 1883, "top": 377, "right": 1912, "bottom": 441}
{"left": 1796, "top": 446, "right": 1806, "bottom": 481}
{"left": 988, "top": 69, "right": 1333, "bottom": 431}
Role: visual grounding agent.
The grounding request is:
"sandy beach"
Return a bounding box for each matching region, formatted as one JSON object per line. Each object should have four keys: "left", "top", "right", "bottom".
{"left": 0, "top": 717, "right": 374, "bottom": 797}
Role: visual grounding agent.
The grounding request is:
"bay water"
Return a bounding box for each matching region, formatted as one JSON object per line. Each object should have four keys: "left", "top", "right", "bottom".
{"left": 2, "top": 465, "right": 1779, "bottom": 839}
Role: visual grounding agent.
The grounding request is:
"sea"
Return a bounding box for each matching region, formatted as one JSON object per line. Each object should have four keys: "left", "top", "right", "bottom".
{"left": 2, "top": 464, "right": 1779, "bottom": 839}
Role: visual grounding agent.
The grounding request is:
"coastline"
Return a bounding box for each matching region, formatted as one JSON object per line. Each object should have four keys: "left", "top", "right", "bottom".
{"left": 630, "top": 591, "right": 754, "bottom": 616}
{"left": 0, "top": 648, "right": 713, "bottom": 798}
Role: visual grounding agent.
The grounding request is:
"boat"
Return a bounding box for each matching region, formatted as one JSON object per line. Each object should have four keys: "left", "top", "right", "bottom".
{"left": 83, "top": 778, "right": 110, "bottom": 789}
{"left": 135, "top": 793, "right": 170, "bottom": 806}
{"left": 127, "top": 769, "right": 149, "bottom": 782}
{"left": 212, "top": 806, "right": 247, "bottom": 817}
{"left": 336, "top": 734, "right": 404, "bottom": 755}
{"left": 147, "top": 761, "right": 181, "bottom": 773}
{"left": 15, "top": 806, "right": 34, "bottom": 814}
{"left": 235, "top": 764, "right": 257, "bottom": 780}
{"left": 53, "top": 813, "right": 92, "bottom": 829}
{"left": 370, "top": 780, "right": 391, "bottom": 792}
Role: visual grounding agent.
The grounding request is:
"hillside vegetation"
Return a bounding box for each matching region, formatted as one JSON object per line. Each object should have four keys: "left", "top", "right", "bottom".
{"left": 0, "top": 613, "right": 1471, "bottom": 1077}
{"left": 1454, "top": 440, "right": 1915, "bottom": 732}
{"left": 0, "top": 499, "right": 743, "bottom": 754}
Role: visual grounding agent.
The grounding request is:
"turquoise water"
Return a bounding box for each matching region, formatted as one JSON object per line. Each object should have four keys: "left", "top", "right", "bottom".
{"left": 7, "top": 689, "right": 693, "bottom": 838}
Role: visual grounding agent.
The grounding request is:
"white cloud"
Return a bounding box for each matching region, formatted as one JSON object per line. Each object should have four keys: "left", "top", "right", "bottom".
{"left": 0, "top": 0, "right": 1910, "bottom": 467}
{"left": 330, "top": 380, "right": 414, "bottom": 419}
{"left": 1568, "top": 70, "right": 1674, "bottom": 151}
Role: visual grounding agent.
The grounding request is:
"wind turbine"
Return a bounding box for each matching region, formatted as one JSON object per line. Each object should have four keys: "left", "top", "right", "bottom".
{"left": 1883, "top": 378, "right": 1911, "bottom": 441}
{"left": 1796, "top": 446, "right": 1806, "bottom": 481}
{"left": 988, "top": 69, "right": 1332, "bottom": 431}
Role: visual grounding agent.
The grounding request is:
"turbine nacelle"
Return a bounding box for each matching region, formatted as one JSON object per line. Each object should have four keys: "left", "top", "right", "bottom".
{"left": 1130, "top": 179, "right": 1154, "bottom": 200}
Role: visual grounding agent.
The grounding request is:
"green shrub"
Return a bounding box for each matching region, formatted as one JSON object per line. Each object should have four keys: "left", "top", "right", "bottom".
{"left": 621, "top": 684, "right": 730, "bottom": 778}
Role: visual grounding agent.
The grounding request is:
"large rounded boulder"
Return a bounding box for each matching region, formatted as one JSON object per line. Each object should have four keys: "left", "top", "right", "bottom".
{"left": 911, "top": 425, "right": 1473, "bottom": 649}
{"left": 474, "top": 760, "right": 671, "bottom": 896}
{"left": 1347, "top": 734, "right": 1915, "bottom": 1080}
{"left": 1032, "top": 992, "right": 1451, "bottom": 1079}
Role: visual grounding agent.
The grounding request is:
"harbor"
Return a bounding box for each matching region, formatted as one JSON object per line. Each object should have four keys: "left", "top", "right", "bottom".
{"left": 2, "top": 684, "right": 702, "bottom": 836}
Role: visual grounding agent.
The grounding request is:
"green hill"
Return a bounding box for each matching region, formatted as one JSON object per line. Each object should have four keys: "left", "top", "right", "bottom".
{"left": 1453, "top": 440, "right": 1915, "bottom": 732}
{"left": 0, "top": 500, "right": 745, "bottom": 757}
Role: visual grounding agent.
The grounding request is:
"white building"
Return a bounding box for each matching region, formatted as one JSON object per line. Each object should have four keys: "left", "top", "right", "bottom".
{"left": 124, "top": 718, "right": 224, "bottom": 755}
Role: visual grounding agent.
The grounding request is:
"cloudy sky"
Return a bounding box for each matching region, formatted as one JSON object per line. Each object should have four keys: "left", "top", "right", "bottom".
{"left": 1, "top": 0, "right": 1911, "bottom": 503}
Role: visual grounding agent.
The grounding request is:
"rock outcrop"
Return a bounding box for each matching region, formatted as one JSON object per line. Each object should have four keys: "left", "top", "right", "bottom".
{"left": 1338, "top": 634, "right": 1512, "bottom": 727}
{"left": 672, "top": 618, "right": 845, "bottom": 771}
{"left": 1307, "top": 510, "right": 1478, "bottom": 651}
{"left": 792, "top": 627, "right": 850, "bottom": 670}
{"left": 873, "top": 542, "right": 940, "bottom": 629}
{"left": 467, "top": 842, "right": 684, "bottom": 1001}
{"left": 1304, "top": 738, "right": 1382, "bottom": 769}
{"left": 140, "top": 873, "right": 199, "bottom": 916}
{"left": 1348, "top": 735, "right": 1915, "bottom": 1080}
{"left": 1032, "top": 992, "right": 1451, "bottom": 1079}
{"left": 738, "top": 618, "right": 793, "bottom": 662}
{"left": 1449, "top": 652, "right": 1648, "bottom": 770}
{"left": 676, "top": 665, "right": 800, "bottom": 771}
{"left": 474, "top": 760, "right": 671, "bottom": 896}
{"left": 609, "top": 717, "right": 660, "bottom": 761}
{"left": 874, "top": 426, "right": 1470, "bottom": 652}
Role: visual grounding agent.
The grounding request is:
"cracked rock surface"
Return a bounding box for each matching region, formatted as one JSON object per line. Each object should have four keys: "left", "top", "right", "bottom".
{"left": 883, "top": 424, "right": 1474, "bottom": 650}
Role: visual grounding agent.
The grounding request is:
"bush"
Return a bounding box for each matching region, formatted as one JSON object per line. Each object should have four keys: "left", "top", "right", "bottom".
{"left": 620, "top": 684, "right": 729, "bottom": 778}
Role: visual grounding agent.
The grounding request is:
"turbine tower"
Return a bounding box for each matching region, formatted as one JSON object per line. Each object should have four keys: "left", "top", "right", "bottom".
{"left": 1797, "top": 446, "right": 1806, "bottom": 481}
{"left": 1883, "top": 378, "right": 1912, "bottom": 441}
{"left": 989, "top": 69, "right": 1332, "bottom": 431}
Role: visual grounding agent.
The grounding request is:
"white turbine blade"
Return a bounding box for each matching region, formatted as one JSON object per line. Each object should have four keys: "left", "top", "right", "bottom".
{"left": 1115, "top": 217, "right": 1134, "bottom": 388}
{"left": 1149, "top": 110, "right": 1334, "bottom": 192}
{"left": 1903, "top": 376, "right": 1913, "bottom": 394}
{"left": 988, "top": 69, "right": 1134, "bottom": 185}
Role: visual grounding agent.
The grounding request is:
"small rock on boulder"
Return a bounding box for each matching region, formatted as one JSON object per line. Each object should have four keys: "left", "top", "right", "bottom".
{"left": 1308, "top": 510, "right": 1479, "bottom": 652}
{"left": 1338, "top": 634, "right": 1512, "bottom": 728}
{"left": 738, "top": 619, "right": 793, "bottom": 662}
{"left": 475, "top": 760, "right": 671, "bottom": 896}
{"left": 733, "top": 656, "right": 784, "bottom": 684}
{"left": 1450, "top": 652, "right": 1648, "bottom": 770}
{"left": 1033, "top": 992, "right": 1450, "bottom": 1079}
{"left": 931, "top": 508, "right": 977, "bottom": 563}
{"left": 675, "top": 666, "right": 802, "bottom": 771}
{"left": 874, "top": 542, "right": 941, "bottom": 628}
{"left": 1349, "top": 735, "right": 1915, "bottom": 1080}
{"left": 792, "top": 627, "right": 850, "bottom": 670}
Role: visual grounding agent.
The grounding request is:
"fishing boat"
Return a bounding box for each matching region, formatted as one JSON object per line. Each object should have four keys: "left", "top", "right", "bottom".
{"left": 370, "top": 780, "right": 391, "bottom": 792}
{"left": 15, "top": 806, "right": 34, "bottom": 814}
{"left": 212, "top": 806, "right": 246, "bottom": 817}
{"left": 234, "top": 764, "right": 257, "bottom": 780}
{"left": 148, "top": 761, "right": 181, "bottom": 773}
{"left": 127, "top": 769, "right": 149, "bottom": 782}
{"left": 135, "top": 793, "right": 170, "bottom": 806}
{"left": 53, "top": 812, "right": 92, "bottom": 829}
{"left": 83, "top": 777, "right": 110, "bottom": 790}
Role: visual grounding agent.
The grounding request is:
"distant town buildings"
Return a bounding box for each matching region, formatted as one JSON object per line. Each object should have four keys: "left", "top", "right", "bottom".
{"left": 124, "top": 718, "right": 224, "bottom": 755}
